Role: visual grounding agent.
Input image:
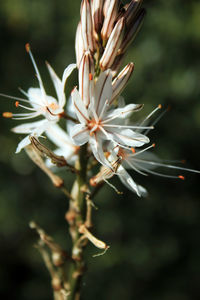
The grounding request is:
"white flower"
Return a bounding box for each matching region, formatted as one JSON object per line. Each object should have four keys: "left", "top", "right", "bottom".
{"left": 107, "top": 143, "right": 200, "bottom": 196}
{"left": 1, "top": 44, "right": 76, "bottom": 153}
{"left": 70, "top": 69, "right": 151, "bottom": 167}
{"left": 45, "top": 123, "right": 79, "bottom": 167}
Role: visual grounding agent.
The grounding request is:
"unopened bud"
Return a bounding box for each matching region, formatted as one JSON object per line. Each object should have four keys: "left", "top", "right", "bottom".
{"left": 81, "top": 0, "right": 95, "bottom": 52}
{"left": 91, "top": 0, "right": 104, "bottom": 35}
{"left": 110, "top": 54, "right": 124, "bottom": 77}
{"left": 101, "top": 0, "right": 119, "bottom": 42}
{"left": 123, "top": 0, "right": 143, "bottom": 27}
{"left": 100, "top": 17, "right": 125, "bottom": 70}
{"left": 79, "top": 51, "right": 95, "bottom": 107}
{"left": 75, "top": 22, "right": 84, "bottom": 67}
{"left": 111, "top": 62, "right": 134, "bottom": 104}
{"left": 118, "top": 8, "right": 146, "bottom": 55}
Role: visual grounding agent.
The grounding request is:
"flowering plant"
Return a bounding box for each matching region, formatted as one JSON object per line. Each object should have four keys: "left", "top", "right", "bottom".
{"left": 1, "top": 0, "right": 199, "bottom": 299}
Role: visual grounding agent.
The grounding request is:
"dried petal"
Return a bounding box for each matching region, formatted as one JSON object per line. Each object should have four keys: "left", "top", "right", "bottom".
{"left": 25, "top": 145, "right": 64, "bottom": 187}
{"left": 30, "top": 136, "right": 67, "bottom": 167}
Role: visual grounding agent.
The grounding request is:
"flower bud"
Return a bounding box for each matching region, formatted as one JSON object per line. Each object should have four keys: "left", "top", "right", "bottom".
{"left": 75, "top": 22, "right": 84, "bottom": 67}
{"left": 123, "top": 0, "right": 143, "bottom": 27}
{"left": 100, "top": 17, "right": 125, "bottom": 70}
{"left": 118, "top": 8, "right": 146, "bottom": 55}
{"left": 110, "top": 53, "right": 124, "bottom": 77}
{"left": 79, "top": 51, "right": 95, "bottom": 108}
{"left": 111, "top": 62, "right": 134, "bottom": 104}
{"left": 101, "top": 0, "right": 119, "bottom": 43}
{"left": 81, "top": 0, "right": 95, "bottom": 52}
{"left": 91, "top": 0, "right": 104, "bottom": 35}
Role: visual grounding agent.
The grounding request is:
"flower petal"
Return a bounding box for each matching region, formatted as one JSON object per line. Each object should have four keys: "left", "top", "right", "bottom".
{"left": 94, "top": 70, "right": 112, "bottom": 116}
{"left": 108, "top": 128, "right": 149, "bottom": 148}
{"left": 105, "top": 103, "right": 143, "bottom": 122}
{"left": 16, "top": 135, "right": 31, "bottom": 153}
{"left": 27, "top": 87, "right": 46, "bottom": 108}
{"left": 70, "top": 123, "right": 89, "bottom": 146}
{"left": 118, "top": 166, "right": 148, "bottom": 197}
{"left": 46, "top": 123, "right": 75, "bottom": 149}
{"left": 12, "top": 119, "right": 48, "bottom": 134}
{"left": 89, "top": 134, "right": 111, "bottom": 168}
{"left": 62, "top": 64, "right": 77, "bottom": 88}
{"left": 46, "top": 62, "right": 65, "bottom": 108}
{"left": 71, "top": 88, "right": 90, "bottom": 123}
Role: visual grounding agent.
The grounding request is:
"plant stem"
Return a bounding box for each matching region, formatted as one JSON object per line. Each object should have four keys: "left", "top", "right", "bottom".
{"left": 66, "top": 144, "right": 89, "bottom": 300}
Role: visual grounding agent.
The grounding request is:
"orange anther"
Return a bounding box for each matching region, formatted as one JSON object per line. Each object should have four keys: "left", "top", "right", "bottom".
{"left": 15, "top": 101, "right": 19, "bottom": 107}
{"left": 105, "top": 151, "right": 110, "bottom": 158}
{"left": 2, "top": 112, "right": 13, "bottom": 118}
{"left": 89, "top": 73, "right": 93, "bottom": 81}
{"left": 152, "top": 143, "right": 156, "bottom": 147}
{"left": 178, "top": 175, "right": 185, "bottom": 180}
{"left": 131, "top": 147, "right": 135, "bottom": 154}
{"left": 89, "top": 177, "right": 97, "bottom": 187}
{"left": 158, "top": 104, "right": 162, "bottom": 109}
{"left": 25, "top": 43, "right": 30, "bottom": 52}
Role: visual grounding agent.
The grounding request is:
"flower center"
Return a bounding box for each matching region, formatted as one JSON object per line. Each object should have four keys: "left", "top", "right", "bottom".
{"left": 88, "top": 118, "right": 102, "bottom": 136}
{"left": 49, "top": 102, "right": 59, "bottom": 111}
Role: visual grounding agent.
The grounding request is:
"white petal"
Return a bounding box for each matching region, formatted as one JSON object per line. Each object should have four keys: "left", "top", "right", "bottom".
{"left": 15, "top": 135, "right": 31, "bottom": 153}
{"left": 118, "top": 166, "right": 147, "bottom": 197}
{"left": 71, "top": 88, "right": 89, "bottom": 124}
{"left": 109, "top": 128, "right": 149, "bottom": 148}
{"left": 46, "top": 62, "right": 65, "bottom": 108}
{"left": 105, "top": 103, "right": 143, "bottom": 121}
{"left": 89, "top": 134, "right": 111, "bottom": 168}
{"left": 70, "top": 123, "right": 89, "bottom": 146}
{"left": 27, "top": 87, "right": 46, "bottom": 108}
{"left": 16, "top": 121, "right": 49, "bottom": 152}
{"left": 12, "top": 119, "right": 47, "bottom": 134}
{"left": 62, "top": 64, "right": 77, "bottom": 88}
{"left": 46, "top": 123, "right": 74, "bottom": 149}
{"left": 94, "top": 70, "right": 112, "bottom": 116}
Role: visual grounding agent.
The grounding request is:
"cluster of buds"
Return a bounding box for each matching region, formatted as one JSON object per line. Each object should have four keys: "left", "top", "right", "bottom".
{"left": 76, "top": 0, "right": 145, "bottom": 76}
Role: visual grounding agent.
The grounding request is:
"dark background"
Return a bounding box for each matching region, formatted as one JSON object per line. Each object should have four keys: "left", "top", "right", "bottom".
{"left": 0, "top": 0, "right": 200, "bottom": 299}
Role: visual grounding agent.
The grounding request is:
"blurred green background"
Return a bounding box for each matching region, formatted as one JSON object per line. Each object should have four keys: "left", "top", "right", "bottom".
{"left": 0, "top": 0, "right": 200, "bottom": 299}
